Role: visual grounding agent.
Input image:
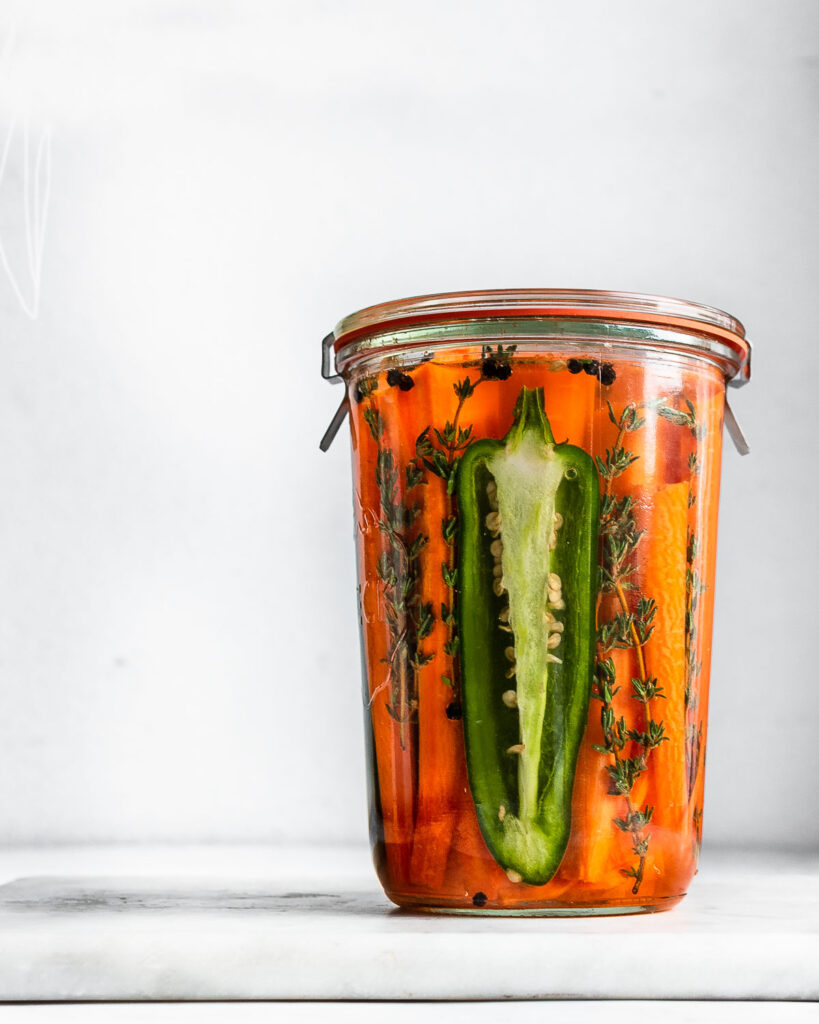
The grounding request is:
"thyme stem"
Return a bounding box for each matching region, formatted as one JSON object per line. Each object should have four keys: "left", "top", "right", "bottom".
{"left": 363, "top": 392, "right": 432, "bottom": 749}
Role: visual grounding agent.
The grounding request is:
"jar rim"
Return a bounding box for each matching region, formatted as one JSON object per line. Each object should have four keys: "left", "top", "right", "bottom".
{"left": 332, "top": 289, "right": 751, "bottom": 385}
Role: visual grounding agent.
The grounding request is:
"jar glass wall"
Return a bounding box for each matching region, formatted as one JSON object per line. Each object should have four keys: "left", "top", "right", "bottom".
{"left": 325, "top": 291, "right": 749, "bottom": 915}
{"left": 348, "top": 341, "right": 723, "bottom": 913}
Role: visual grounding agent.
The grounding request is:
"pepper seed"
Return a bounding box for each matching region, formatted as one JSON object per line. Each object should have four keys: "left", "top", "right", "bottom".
{"left": 547, "top": 633, "right": 562, "bottom": 649}
{"left": 506, "top": 743, "right": 525, "bottom": 754}
{"left": 493, "top": 578, "right": 506, "bottom": 597}
{"left": 498, "top": 804, "right": 507, "bottom": 821}
{"left": 548, "top": 572, "right": 561, "bottom": 589}
{"left": 504, "top": 646, "right": 516, "bottom": 662}
{"left": 485, "top": 511, "right": 501, "bottom": 533}
{"left": 490, "top": 539, "right": 503, "bottom": 558}
{"left": 506, "top": 869, "right": 523, "bottom": 884}
{"left": 502, "top": 690, "right": 518, "bottom": 708}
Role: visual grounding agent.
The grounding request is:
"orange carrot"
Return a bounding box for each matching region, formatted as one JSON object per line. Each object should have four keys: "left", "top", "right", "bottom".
{"left": 350, "top": 384, "right": 418, "bottom": 889}
{"left": 642, "top": 482, "right": 689, "bottom": 839}
{"left": 443, "top": 800, "right": 498, "bottom": 899}
{"left": 543, "top": 366, "right": 597, "bottom": 449}
{"left": 408, "top": 362, "right": 463, "bottom": 890}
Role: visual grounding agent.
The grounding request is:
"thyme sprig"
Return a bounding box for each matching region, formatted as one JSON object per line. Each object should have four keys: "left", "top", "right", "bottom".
{"left": 594, "top": 401, "right": 667, "bottom": 894}
{"left": 657, "top": 397, "right": 705, "bottom": 440}
{"left": 594, "top": 396, "right": 712, "bottom": 888}
{"left": 682, "top": 414, "right": 707, "bottom": 807}
{"left": 365, "top": 397, "right": 433, "bottom": 749}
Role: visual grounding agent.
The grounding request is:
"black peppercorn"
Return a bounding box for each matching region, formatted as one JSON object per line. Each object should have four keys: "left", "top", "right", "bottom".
{"left": 353, "top": 383, "right": 366, "bottom": 404}
{"left": 481, "top": 358, "right": 513, "bottom": 381}
{"left": 386, "top": 368, "right": 414, "bottom": 391}
{"left": 583, "top": 359, "right": 600, "bottom": 376}
{"left": 567, "top": 358, "right": 583, "bottom": 374}
{"left": 600, "top": 363, "right": 616, "bottom": 386}
{"left": 445, "top": 701, "right": 462, "bottom": 720}
{"left": 472, "top": 891, "right": 488, "bottom": 908}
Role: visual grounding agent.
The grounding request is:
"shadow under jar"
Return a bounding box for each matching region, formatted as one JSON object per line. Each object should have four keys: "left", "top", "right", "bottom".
{"left": 320, "top": 290, "right": 751, "bottom": 915}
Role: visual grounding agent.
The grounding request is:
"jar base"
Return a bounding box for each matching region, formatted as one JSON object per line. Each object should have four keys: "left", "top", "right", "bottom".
{"left": 385, "top": 892, "right": 686, "bottom": 917}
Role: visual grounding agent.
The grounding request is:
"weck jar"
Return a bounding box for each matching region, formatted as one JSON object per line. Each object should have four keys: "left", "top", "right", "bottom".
{"left": 320, "top": 290, "right": 750, "bottom": 915}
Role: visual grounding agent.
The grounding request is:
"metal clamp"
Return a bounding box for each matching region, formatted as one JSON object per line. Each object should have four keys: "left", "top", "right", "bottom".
{"left": 724, "top": 399, "right": 749, "bottom": 456}
{"left": 320, "top": 331, "right": 348, "bottom": 451}
{"left": 724, "top": 336, "right": 751, "bottom": 454}
{"left": 727, "top": 336, "right": 752, "bottom": 389}
{"left": 321, "top": 332, "right": 342, "bottom": 384}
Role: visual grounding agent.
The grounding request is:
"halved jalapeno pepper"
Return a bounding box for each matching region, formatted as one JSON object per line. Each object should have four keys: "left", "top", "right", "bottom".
{"left": 457, "top": 386, "right": 599, "bottom": 885}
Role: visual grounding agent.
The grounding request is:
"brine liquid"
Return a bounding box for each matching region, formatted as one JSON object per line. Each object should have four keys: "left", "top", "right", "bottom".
{"left": 348, "top": 347, "right": 723, "bottom": 913}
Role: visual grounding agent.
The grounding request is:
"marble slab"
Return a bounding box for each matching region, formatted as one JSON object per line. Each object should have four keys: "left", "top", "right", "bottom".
{"left": 4, "top": 1002, "right": 819, "bottom": 1023}
{"left": 0, "top": 845, "right": 816, "bottom": 1002}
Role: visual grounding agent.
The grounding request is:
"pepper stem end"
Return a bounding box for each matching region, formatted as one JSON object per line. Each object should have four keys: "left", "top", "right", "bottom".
{"left": 508, "top": 387, "right": 555, "bottom": 448}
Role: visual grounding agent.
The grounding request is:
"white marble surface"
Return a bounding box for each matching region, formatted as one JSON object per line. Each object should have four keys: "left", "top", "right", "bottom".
{"left": 0, "top": 845, "right": 816, "bottom": 1003}
{"left": 2, "top": 1004, "right": 819, "bottom": 1023}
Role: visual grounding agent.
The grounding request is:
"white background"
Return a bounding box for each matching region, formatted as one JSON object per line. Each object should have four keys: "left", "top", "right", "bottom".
{"left": 0, "top": 0, "right": 815, "bottom": 850}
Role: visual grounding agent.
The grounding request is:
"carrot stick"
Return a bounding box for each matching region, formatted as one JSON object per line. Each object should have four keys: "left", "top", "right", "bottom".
{"left": 408, "top": 362, "right": 463, "bottom": 890}
{"left": 443, "top": 800, "right": 498, "bottom": 899}
{"left": 543, "top": 367, "right": 596, "bottom": 449}
{"left": 642, "top": 482, "right": 689, "bottom": 839}
{"left": 350, "top": 386, "right": 418, "bottom": 889}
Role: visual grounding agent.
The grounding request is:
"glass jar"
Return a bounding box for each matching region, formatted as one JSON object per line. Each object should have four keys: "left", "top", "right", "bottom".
{"left": 321, "top": 290, "right": 750, "bottom": 915}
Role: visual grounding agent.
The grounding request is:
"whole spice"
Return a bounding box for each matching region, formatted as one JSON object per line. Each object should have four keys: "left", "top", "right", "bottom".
{"left": 565, "top": 358, "right": 615, "bottom": 384}
{"left": 456, "top": 386, "right": 599, "bottom": 885}
{"left": 600, "top": 363, "right": 617, "bottom": 386}
{"left": 387, "top": 368, "right": 415, "bottom": 391}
